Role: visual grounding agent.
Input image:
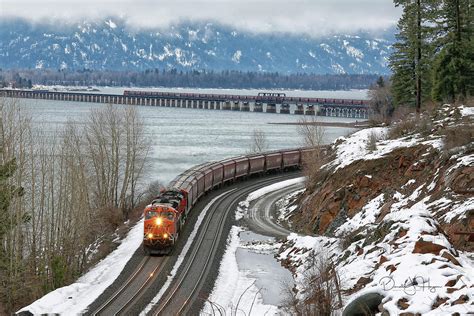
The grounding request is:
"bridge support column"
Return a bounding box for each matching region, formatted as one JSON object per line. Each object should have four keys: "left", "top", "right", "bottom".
{"left": 280, "top": 104, "right": 290, "bottom": 114}
{"left": 266, "top": 103, "right": 276, "bottom": 113}
{"left": 232, "top": 101, "right": 240, "bottom": 111}
{"left": 295, "top": 104, "right": 304, "bottom": 115}
{"left": 305, "top": 105, "right": 315, "bottom": 115}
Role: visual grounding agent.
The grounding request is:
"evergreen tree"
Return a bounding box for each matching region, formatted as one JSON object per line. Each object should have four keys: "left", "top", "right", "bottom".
{"left": 390, "top": 0, "right": 439, "bottom": 111}
{"left": 432, "top": 0, "right": 474, "bottom": 102}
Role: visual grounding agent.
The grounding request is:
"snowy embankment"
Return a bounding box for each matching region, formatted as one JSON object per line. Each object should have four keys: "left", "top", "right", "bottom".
{"left": 17, "top": 220, "right": 144, "bottom": 314}
{"left": 201, "top": 226, "right": 280, "bottom": 316}
{"left": 277, "top": 104, "right": 473, "bottom": 315}
{"left": 202, "top": 177, "right": 306, "bottom": 315}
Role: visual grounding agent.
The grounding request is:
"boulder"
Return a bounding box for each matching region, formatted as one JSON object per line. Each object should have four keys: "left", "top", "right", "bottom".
{"left": 413, "top": 240, "right": 446, "bottom": 255}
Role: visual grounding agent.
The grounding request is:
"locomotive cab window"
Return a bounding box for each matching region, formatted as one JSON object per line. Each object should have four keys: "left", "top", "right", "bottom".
{"left": 145, "top": 211, "right": 158, "bottom": 219}
{"left": 162, "top": 211, "right": 175, "bottom": 220}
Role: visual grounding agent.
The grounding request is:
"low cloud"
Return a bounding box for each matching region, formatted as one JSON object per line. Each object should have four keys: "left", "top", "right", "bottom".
{"left": 1, "top": 0, "right": 401, "bottom": 36}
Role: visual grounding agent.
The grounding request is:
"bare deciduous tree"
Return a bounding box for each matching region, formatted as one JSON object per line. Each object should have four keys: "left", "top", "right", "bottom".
{"left": 248, "top": 128, "right": 268, "bottom": 154}
{"left": 297, "top": 116, "right": 327, "bottom": 188}
{"left": 0, "top": 98, "right": 151, "bottom": 313}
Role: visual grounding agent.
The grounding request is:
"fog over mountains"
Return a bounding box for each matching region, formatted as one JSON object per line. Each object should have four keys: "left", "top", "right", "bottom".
{"left": 0, "top": 18, "right": 394, "bottom": 74}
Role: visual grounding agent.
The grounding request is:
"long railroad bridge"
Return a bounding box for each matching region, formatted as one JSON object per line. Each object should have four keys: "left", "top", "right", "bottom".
{"left": 0, "top": 89, "right": 371, "bottom": 119}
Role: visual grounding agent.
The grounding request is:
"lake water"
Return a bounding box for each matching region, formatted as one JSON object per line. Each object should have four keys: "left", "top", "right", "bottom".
{"left": 14, "top": 88, "right": 362, "bottom": 185}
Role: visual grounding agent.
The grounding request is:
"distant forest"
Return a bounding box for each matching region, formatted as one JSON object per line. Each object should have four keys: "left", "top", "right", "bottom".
{"left": 0, "top": 69, "right": 382, "bottom": 90}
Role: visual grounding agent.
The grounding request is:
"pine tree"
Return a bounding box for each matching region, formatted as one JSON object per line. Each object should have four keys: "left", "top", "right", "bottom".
{"left": 432, "top": 0, "right": 474, "bottom": 102}
{"left": 390, "top": 0, "right": 440, "bottom": 111}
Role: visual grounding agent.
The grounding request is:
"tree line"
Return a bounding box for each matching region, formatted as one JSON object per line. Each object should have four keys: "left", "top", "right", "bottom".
{"left": 0, "top": 99, "right": 152, "bottom": 313}
{"left": 0, "top": 68, "right": 381, "bottom": 91}
{"left": 371, "top": 0, "right": 473, "bottom": 120}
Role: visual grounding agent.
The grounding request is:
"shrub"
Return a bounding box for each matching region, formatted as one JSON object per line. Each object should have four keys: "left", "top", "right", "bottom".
{"left": 366, "top": 131, "right": 379, "bottom": 152}
{"left": 443, "top": 124, "right": 473, "bottom": 150}
{"left": 282, "top": 251, "right": 342, "bottom": 316}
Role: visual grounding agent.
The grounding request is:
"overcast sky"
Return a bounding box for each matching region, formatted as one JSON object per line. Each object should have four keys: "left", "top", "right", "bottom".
{"left": 1, "top": 0, "right": 401, "bottom": 36}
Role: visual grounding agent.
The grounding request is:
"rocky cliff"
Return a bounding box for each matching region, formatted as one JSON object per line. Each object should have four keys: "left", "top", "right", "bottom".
{"left": 278, "top": 104, "right": 473, "bottom": 315}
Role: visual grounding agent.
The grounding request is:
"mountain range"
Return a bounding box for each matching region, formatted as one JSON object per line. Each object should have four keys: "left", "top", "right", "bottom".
{"left": 0, "top": 18, "right": 394, "bottom": 74}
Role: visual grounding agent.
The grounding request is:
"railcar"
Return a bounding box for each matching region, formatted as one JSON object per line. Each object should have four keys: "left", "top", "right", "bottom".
{"left": 265, "top": 152, "right": 283, "bottom": 172}
{"left": 282, "top": 150, "right": 301, "bottom": 169}
{"left": 234, "top": 157, "right": 250, "bottom": 179}
{"left": 248, "top": 155, "right": 265, "bottom": 175}
{"left": 211, "top": 163, "right": 224, "bottom": 188}
{"left": 222, "top": 160, "right": 236, "bottom": 183}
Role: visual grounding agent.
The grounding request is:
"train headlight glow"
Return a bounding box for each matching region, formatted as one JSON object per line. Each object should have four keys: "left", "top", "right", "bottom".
{"left": 147, "top": 233, "right": 153, "bottom": 239}
{"left": 155, "top": 217, "right": 163, "bottom": 226}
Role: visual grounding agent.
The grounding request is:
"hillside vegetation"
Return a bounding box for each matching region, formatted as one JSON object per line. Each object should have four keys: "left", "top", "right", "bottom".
{"left": 279, "top": 104, "right": 473, "bottom": 315}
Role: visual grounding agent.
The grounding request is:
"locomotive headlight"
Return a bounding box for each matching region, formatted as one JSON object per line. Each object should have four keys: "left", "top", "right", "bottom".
{"left": 155, "top": 217, "right": 163, "bottom": 226}
{"left": 163, "top": 233, "right": 169, "bottom": 239}
{"left": 147, "top": 233, "right": 153, "bottom": 239}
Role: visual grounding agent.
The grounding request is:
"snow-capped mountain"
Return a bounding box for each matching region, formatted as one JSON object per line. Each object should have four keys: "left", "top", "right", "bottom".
{"left": 0, "top": 18, "right": 394, "bottom": 74}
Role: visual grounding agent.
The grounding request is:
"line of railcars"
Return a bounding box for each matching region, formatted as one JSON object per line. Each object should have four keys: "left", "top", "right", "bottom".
{"left": 123, "top": 90, "right": 368, "bottom": 106}
{"left": 142, "top": 147, "right": 314, "bottom": 254}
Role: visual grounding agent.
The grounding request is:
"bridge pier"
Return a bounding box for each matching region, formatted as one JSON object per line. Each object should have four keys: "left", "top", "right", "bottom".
{"left": 305, "top": 105, "right": 315, "bottom": 115}
{"left": 295, "top": 104, "right": 304, "bottom": 115}
{"left": 280, "top": 103, "right": 290, "bottom": 114}
{"left": 222, "top": 101, "right": 231, "bottom": 110}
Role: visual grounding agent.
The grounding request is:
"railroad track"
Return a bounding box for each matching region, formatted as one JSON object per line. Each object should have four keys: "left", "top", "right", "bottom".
{"left": 246, "top": 181, "right": 305, "bottom": 238}
{"left": 86, "top": 172, "right": 300, "bottom": 316}
{"left": 91, "top": 255, "right": 169, "bottom": 316}
{"left": 150, "top": 173, "right": 300, "bottom": 315}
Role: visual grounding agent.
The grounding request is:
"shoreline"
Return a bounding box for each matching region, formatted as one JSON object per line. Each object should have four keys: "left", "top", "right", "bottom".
{"left": 268, "top": 121, "right": 370, "bottom": 128}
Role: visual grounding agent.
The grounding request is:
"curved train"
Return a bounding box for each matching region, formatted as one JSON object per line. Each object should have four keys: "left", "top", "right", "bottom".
{"left": 142, "top": 148, "right": 312, "bottom": 255}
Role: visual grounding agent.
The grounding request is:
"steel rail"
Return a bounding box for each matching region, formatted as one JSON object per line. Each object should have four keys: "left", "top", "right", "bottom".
{"left": 91, "top": 256, "right": 151, "bottom": 316}
{"left": 114, "top": 256, "right": 170, "bottom": 316}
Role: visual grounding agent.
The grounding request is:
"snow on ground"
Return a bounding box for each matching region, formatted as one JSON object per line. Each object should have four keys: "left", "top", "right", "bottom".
{"left": 276, "top": 188, "right": 305, "bottom": 223}
{"left": 201, "top": 226, "right": 280, "bottom": 316}
{"left": 459, "top": 105, "right": 474, "bottom": 117}
{"left": 140, "top": 189, "right": 235, "bottom": 315}
{"left": 17, "top": 220, "right": 145, "bottom": 315}
{"left": 327, "top": 126, "right": 444, "bottom": 171}
{"left": 237, "top": 177, "right": 306, "bottom": 221}
{"left": 335, "top": 193, "right": 385, "bottom": 236}
{"left": 246, "top": 177, "right": 306, "bottom": 202}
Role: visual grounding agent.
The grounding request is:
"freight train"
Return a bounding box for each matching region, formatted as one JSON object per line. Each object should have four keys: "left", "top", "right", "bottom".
{"left": 142, "top": 148, "right": 313, "bottom": 255}
{"left": 123, "top": 90, "right": 367, "bottom": 106}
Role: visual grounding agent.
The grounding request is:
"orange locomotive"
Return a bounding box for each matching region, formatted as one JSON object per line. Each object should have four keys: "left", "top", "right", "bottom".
{"left": 143, "top": 189, "right": 188, "bottom": 255}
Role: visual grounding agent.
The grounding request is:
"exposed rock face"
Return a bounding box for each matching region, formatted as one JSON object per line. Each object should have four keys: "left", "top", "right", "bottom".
{"left": 294, "top": 145, "right": 437, "bottom": 236}
{"left": 280, "top": 105, "right": 474, "bottom": 316}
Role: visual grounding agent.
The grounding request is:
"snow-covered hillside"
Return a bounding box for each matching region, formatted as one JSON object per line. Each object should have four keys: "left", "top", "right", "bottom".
{"left": 0, "top": 18, "right": 394, "bottom": 74}
{"left": 279, "top": 104, "right": 474, "bottom": 315}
